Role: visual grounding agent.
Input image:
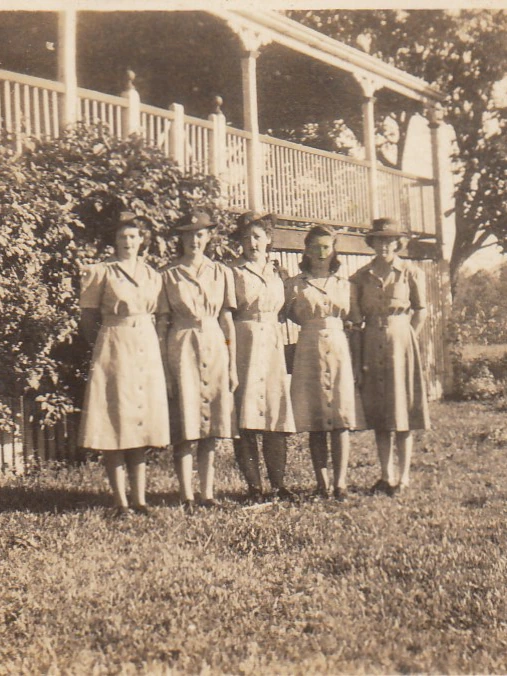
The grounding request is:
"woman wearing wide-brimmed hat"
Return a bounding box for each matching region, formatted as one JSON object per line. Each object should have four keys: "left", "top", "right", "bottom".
{"left": 230, "top": 211, "right": 296, "bottom": 503}
{"left": 157, "top": 210, "right": 238, "bottom": 513}
{"left": 284, "top": 225, "right": 357, "bottom": 501}
{"left": 78, "top": 211, "right": 170, "bottom": 517}
{"left": 350, "top": 217, "right": 430, "bottom": 496}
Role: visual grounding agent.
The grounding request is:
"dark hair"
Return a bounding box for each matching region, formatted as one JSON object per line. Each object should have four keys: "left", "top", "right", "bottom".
{"left": 104, "top": 213, "right": 152, "bottom": 252}
{"left": 299, "top": 225, "right": 341, "bottom": 274}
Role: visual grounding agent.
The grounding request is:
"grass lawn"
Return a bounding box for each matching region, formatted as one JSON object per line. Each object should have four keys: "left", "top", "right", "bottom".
{"left": 1, "top": 400, "right": 507, "bottom": 675}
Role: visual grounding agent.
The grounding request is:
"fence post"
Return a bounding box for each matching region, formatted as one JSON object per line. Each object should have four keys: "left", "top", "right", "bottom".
{"left": 209, "top": 96, "right": 227, "bottom": 180}
{"left": 57, "top": 9, "right": 78, "bottom": 128}
{"left": 169, "top": 102, "right": 185, "bottom": 167}
{"left": 121, "top": 70, "right": 141, "bottom": 137}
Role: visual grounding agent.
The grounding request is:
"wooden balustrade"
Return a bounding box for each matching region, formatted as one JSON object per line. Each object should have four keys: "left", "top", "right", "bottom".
{"left": 377, "top": 165, "right": 436, "bottom": 235}
{"left": 0, "top": 68, "right": 437, "bottom": 236}
{"left": 260, "top": 135, "right": 372, "bottom": 227}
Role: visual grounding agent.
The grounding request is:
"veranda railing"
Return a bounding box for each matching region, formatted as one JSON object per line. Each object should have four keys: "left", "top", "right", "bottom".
{"left": 0, "top": 68, "right": 437, "bottom": 234}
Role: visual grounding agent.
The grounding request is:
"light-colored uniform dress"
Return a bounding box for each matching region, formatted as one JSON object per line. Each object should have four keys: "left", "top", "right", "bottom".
{"left": 159, "top": 257, "right": 237, "bottom": 444}
{"left": 350, "top": 256, "right": 430, "bottom": 431}
{"left": 78, "top": 259, "right": 170, "bottom": 451}
{"left": 284, "top": 271, "right": 356, "bottom": 433}
{"left": 232, "top": 258, "right": 295, "bottom": 433}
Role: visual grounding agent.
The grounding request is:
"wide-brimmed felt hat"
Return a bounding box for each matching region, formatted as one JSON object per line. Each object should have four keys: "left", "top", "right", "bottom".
{"left": 174, "top": 210, "right": 215, "bottom": 232}
{"left": 236, "top": 211, "right": 277, "bottom": 230}
{"left": 367, "top": 217, "right": 406, "bottom": 239}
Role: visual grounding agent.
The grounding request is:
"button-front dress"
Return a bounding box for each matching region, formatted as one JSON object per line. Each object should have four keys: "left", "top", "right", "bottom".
{"left": 78, "top": 259, "right": 170, "bottom": 451}
{"left": 232, "top": 259, "right": 295, "bottom": 433}
{"left": 284, "top": 271, "right": 356, "bottom": 433}
{"left": 350, "top": 256, "right": 430, "bottom": 431}
{"left": 159, "top": 257, "right": 237, "bottom": 444}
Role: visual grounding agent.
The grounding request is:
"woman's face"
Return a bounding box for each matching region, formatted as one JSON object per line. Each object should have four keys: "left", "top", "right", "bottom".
{"left": 181, "top": 228, "right": 211, "bottom": 256}
{"left": 115, "top": 225, "right": 143, "bottom": 259}
{"left": 372, "top": 236, "right": 399, "bottom": 261}
{"left": 241, "top": 225, "right": 271, "bottom": 262}
{"left": 306, "top": 235, "right": 335, "bottom": 271}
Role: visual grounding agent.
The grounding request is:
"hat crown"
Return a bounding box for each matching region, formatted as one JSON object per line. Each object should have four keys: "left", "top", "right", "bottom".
{"left": 372, "top": 217, "right": 399, "bottom": 233}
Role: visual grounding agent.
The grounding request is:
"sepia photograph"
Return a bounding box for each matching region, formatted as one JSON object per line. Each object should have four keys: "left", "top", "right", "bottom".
{"left": 0, "top": 0, "right": 506, "bottom": 673}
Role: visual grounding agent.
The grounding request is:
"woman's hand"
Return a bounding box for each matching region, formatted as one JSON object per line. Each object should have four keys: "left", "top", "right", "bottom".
{"left": 229, "top": 366, "right": 239, "bottom": 393}
{"left": 353, "top": 364, "right": 363, "bottom": 388}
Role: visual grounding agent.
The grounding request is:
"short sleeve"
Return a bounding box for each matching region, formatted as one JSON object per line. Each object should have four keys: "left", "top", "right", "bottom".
{"left": 222, "top": 264, "right": 237, "bottom": 311}
{"left": 408, "top": 265, "right": 426, "bottom": 311}
{"left": 79, "top": 264, "right": 106, "bottom": 309}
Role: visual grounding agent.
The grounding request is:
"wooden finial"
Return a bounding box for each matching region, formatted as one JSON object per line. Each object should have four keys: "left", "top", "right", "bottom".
{"left": 125, "top": 69, "right": 136, "bottom": 90}
{"left": 212, "top": 95, "right": 223, "bottom": 114}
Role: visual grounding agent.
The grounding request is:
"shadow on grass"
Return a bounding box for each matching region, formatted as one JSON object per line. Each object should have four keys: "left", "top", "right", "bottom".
{"left": 0, "top": 487, "right": 182, "bottom": 514}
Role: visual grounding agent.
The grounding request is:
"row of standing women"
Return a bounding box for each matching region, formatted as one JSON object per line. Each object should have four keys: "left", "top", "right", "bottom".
{"left": 78, "top": 210, "right": 430, "bottom": 516}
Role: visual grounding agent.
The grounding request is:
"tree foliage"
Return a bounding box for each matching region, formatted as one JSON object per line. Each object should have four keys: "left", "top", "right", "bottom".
{"left": 0, "top": 125, "right": 237, "bottom": 426}
{"left": 288, "top": 9, "right": 507, "bottom": 288}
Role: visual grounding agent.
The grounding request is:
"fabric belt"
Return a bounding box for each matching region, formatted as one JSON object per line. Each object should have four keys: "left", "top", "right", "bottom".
{"left": 365, "top": 311, "right": 410, "bottom": 329}
{"left": 301, "top": 317, "right": 344, "bottom": 331}
{"left": 101, "top": 314, "right": 154, "bottom": 328}
{"left": 235, "top": 311, "right": 279, "bottom": 323}
{"left": 170, "top": 317, "right": 220, "bottom": 331}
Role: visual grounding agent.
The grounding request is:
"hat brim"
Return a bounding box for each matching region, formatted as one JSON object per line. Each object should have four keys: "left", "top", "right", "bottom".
{"left": 366, "top": 229, "right": 406, "bottom": 239}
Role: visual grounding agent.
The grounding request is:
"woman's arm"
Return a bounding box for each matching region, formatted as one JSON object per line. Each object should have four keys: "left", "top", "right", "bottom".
{"left": 155, "top": 312, "right": 173, "bottom": 396}
{"left": 411, "top": 308, "right": 427, "bottom": 337}
{"left": 79, "top": 308, "right": 101, "bottom": 346}
{"left": 219, "top": 308, "right": 238, "bottom": 393}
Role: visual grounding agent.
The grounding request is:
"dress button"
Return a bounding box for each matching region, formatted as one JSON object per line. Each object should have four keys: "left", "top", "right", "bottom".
{"left": 327, "top": 419, "right": 332, "bottom": 425}
{"left": 202, "top": 363, "right": 207, "bottom": 368}
{"left": 259, "top": 411, "right": 264, "bottom": 416}
{"left": 203, "top": 381, "right": 208, "bottom": 386}
{"left": 203, "top": 415, "right": 209, "bottom": 422}
{"left": 138, "top": 421, "right": 143, "bottom": 427}
{"left": 203, "top": 398, "right": 209, "bottom": 404}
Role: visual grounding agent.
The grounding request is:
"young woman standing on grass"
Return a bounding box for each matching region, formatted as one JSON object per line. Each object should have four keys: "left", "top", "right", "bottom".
{"left": 284, "top": 225, "right": 356, "bottom": 501}
{"left": 157, "top": 210, "right": 238, "bottom": 514}
{"left": 78, "top": 211, "right": 170, "bottom": 518}
{"left": 350, "top": 218, "right": 430, "bottom": 495}
{"left": 230, "top": 211, "right": 296, "bottom": 503}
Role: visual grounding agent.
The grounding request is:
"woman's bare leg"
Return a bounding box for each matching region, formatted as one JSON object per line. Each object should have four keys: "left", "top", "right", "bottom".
{"left": 174, "top": 441, "right": 195, "bottom": 501}
{"left": 375, "top": 430, "right": 395, "bottom": 485}
{"left": 103, "top": 451, "right": 128, "bottom": 507}
{"left": 330, "top": 429, "right": 349, "bottom": 490}
{"left": 395, "top": 431, "right": 413, "bottom": 487}
{"left": 125, "top": 448, "right": 147, "bottom": 507}
{"left": 197, "top": 438, "right": 216, "bottom": 500}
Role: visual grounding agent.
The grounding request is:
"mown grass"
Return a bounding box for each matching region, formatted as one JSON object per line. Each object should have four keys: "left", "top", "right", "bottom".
{"left": 2, "top": 400, "right": 507, "bottom": 675}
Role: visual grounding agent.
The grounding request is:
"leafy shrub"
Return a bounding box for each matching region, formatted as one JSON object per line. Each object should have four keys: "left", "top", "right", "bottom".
{"left": 0, "top": 124, "right": 238, "bottom": 424}
{"left": 452, "top": 353, "right": 507, "bottom": 400}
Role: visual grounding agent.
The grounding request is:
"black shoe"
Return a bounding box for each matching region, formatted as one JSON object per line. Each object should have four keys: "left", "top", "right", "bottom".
{"left": 245, "top": 486, "right": 264, "bottom": 504}
{"left": 182, "top": 499, "right": 196, "bottom": 515}
{"left": 333, "top": 487, "right": 348, "bottom": 502}
{"left": 310, "top": 487, "right": 329, "bottom": 500}
{"left": 132, "top": 505, "right": 150, "bottom": 516}
{"left": 370, "top": 479, "right": 395, "bottom": 496}
{"left": 272, "top": 486, "right": 298, "bottom": 502}
{"left": 199, "top": 498, "right": 219, "bottom": 509}
{"left": 110, "top": 506, "right": 131, "bottom": 519}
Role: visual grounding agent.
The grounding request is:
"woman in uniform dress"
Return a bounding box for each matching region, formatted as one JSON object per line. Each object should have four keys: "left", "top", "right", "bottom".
{"left": 78, "top": 211, "right": 170, "bottom": 517}
{"left": 230, "top": 211, "right": 296, "bottom": 503}
{"left": 350, "top": 218, "right": 430, "bottom": 495}
{"left": 284, "top": 225, "right": 356, "bottom": 501}
{"left": 157, "top": 210, "right": 238, "bottom": 513}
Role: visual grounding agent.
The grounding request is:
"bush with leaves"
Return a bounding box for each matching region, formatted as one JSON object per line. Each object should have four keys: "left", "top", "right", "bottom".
{"left": 0, "top": 124, "right": 238, "bottom": 426}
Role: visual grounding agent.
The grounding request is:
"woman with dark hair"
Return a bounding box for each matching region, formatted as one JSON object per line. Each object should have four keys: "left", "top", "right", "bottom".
{"left": 78, "top": 211, "right": 170, "bottom": 517}
{"left": 157, "top": 210, "right": 237, "bottom": 513}
{"left": 284, "top": 225, "right": 356, "bottom": 500}
{"left": 350, "top": 218, "right": 430, "bottom": 495}
{"left": 230, "top": 211, "right": 296, "bottom": 503}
